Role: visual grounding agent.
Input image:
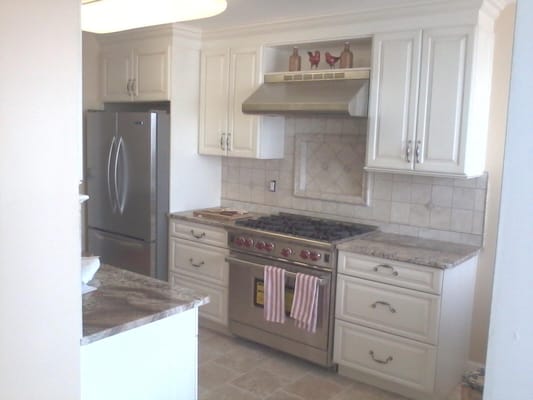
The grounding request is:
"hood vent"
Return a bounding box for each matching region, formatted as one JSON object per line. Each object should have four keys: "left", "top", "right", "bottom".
{"left": 242, "top": 68, "right": 370, "bottom": 117}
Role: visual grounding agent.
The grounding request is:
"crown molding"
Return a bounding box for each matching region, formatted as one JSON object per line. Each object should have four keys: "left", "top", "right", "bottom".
{"left": 199, "top": 0, "right": 512, "bottom": 42}
{"left": 96, "top": 22, "right": 202, "bottom": 44}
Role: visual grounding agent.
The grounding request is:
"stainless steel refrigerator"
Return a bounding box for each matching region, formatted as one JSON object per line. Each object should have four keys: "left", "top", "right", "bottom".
{"left": 86, "top": 110, "right": 170, "bottom": 280}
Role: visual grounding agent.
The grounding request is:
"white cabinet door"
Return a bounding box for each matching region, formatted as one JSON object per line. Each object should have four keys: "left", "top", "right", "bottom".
{"left": 199, "top": 49, "right": 229, "bottom": 156}
{"left": 101, "top": 46, "right": 133, "bottom": 102}
{"left": 415, "top": 27, "right": 473, "bottom": 175}
{"left": 132, "top": 41, "right": 170, "bottom": 101}
{"left": 198, "top": 46, "right": 284, "bottom": 159}
{"left": 366, "top": 26, "right": 484, "bottom": 178}
{"left": 227, "top": 47, "right": 261, "bottom": 158}
{"left": 101, "top": 38, "right": 170, "bottom": 103}
{"left": 334, "top": 321, "right": 437, "bottom": 393}
{"left": 366, "top": 31, "right": 421, "bottom": 171}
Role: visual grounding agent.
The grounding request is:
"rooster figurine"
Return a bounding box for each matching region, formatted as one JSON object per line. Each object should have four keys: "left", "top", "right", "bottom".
{"left": 325, "top": 52, "right": 341, "bottom": 69}
{"left": 307, "top": 51, "right": 320, "bottom": 69}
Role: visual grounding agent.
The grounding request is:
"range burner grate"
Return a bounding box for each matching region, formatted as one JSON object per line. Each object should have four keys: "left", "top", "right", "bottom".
{"left": 235, "top": 214, "right": 375, "bottom": 242}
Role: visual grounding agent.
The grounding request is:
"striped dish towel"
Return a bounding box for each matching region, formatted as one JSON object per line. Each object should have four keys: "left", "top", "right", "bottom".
{"left": 290, "top": 273, "right": 319, "bottom": 333}
{"left": 264, "top": 265, "right": 286, "bottom": 324}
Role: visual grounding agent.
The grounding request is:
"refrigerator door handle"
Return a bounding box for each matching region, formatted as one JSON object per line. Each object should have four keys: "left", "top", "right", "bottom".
{"left": 107, "top": 136, "right": 117, "bottom": 213}
{"left": 114, "top": 135, "right": 126, "bottom": 215}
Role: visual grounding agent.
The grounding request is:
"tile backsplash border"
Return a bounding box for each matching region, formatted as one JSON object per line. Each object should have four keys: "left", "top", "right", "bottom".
{"left": 220, "top": 116, "right": 487, "bottom": 247}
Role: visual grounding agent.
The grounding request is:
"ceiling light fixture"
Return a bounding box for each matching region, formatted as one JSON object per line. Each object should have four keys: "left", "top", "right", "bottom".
{"left": 81, "top": 0, "right": 227, "bottom": 33}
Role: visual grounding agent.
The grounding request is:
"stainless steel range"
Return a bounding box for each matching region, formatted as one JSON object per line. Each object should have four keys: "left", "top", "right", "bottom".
{"left": 226, "top": 213, "right": 376, "bottom": 367}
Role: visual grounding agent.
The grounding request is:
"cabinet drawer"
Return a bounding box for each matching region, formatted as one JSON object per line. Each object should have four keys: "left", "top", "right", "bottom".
{"left": 170, "top": 219, "right": 227, "bottom": 248}
{"left": 334, "top": 321, "right": 436, "bottom": 393}
{"left": 336, "top": 275, "right": 440, "bottom": 344}
{"left": 171, "top": 274, "right": 228, "bottom": 326}
{"left": 338, "top": 252, "right": 443, "bottom": 294}
{"left": 169, "top": 238, "right": 229, "bottom": 286}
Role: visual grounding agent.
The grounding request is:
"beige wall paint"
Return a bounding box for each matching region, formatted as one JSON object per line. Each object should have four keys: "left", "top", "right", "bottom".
{"left": 469, "top": 4, "right": 516, "bottom": 363}
{"left": 0, "top": 0, "right": 82, "bottom": 398}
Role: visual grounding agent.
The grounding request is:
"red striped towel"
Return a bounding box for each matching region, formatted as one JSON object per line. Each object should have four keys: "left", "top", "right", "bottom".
{"left": 290, "top": 273, "right": 319, "bottom": 333}
{"left": 264, "top": 266, "right": 286, "bottom": 324}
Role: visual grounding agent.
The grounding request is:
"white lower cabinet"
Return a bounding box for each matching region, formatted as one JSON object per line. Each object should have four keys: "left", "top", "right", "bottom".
{"left": 169, "top": 219, "right": 229, "bottom": 328}
{"left": 334, "top": 321, "right": 437, "bottom": 393}
{"left": 334, "top": 251, "right": 478, "bottom": 400}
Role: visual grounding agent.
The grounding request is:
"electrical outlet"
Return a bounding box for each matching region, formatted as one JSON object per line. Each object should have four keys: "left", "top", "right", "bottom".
{"left": 269, "top": 180, "right": 277, "bottom": 192}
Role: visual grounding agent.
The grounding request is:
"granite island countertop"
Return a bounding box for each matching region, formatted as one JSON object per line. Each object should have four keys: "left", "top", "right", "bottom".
{"left": 81, "top": 265, "right": 209, "bottom": 345}
{"left": 337, "top": 231, "right": 480, "bottom": 269}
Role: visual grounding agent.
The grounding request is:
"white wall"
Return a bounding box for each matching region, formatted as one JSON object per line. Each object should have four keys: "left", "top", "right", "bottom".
{"left": 484, "top": 0, "right": 533, "bottom": 397}
{"left": 469, "top": 4, "right": 515, "bottom": 363}
{"left": 0, "top": 0, "right": 82, "bottom": 399}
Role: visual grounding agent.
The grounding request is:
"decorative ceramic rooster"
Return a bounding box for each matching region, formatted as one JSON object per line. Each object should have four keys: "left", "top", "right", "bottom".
{"left": 325, "top": 52, "right": 341, "bottom": 69}
{"left": 307, "top": 51, "right": 320, "bottom": 69}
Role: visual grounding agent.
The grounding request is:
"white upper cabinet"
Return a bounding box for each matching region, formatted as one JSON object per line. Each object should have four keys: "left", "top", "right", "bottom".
{"left": 366, "top": 25, "right": 488, "bottom": 178}
{"left": 366, "top": 30, "right": 422, "bottom": 172}
{"left": 198, "top": 46, "right": 284, "bottom": 159}
{"left": 101, "top": 37, "right": 171, "bottom": 102}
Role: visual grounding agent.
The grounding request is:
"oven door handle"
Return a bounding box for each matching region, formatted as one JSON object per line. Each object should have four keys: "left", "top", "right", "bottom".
{"left": 225, "top": 256, "right": 330, "bottom": 286}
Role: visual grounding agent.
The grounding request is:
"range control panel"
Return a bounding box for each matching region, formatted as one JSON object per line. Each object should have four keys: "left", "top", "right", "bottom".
{"left": 228, "top": 232, "right": 332, "bottom": 269}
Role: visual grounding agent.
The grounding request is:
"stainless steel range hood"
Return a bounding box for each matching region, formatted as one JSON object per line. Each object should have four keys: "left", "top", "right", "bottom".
{"left": 242, "top": 68, "right": 370, "bottom": 117}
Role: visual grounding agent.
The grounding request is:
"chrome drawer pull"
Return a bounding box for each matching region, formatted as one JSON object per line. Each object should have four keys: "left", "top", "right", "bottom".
{"left": 190, "top": 230, "right": 206, "bottom": 239}
{"left": 369, "top": 350, "right": 393, "bottom": 365}
{"left": 189, "top": 258, "right": 205, "bottom": 268}
{"left": 373, "top": 264, "right": 399, "bottom": 276}
{"left": 371, "top": 301, "right": 397, "bottom": 313}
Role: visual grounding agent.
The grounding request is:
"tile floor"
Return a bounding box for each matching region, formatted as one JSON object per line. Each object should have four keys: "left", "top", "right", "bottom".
{"left": 198, "top": 327, "right": 462, "bottom": 400}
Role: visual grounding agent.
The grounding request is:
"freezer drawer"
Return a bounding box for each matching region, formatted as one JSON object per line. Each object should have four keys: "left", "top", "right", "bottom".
{"left": 88, "top": 229, "right": 155, "bottom": 277}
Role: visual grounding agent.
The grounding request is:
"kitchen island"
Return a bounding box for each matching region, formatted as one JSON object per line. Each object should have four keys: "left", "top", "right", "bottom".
{"left": 81, "top": 265, "right": 209, "bottom": 400}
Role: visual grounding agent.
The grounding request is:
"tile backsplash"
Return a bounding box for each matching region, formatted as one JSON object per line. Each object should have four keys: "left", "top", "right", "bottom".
{"left": 221, "top": 116, "right": 487, "bottom": 246}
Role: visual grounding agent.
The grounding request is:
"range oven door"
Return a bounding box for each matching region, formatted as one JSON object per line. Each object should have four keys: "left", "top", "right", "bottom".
{"left": 227, "top": 252, "right": 331, "bottom": 351}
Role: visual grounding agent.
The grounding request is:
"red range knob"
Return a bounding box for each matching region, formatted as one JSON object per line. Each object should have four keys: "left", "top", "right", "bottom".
{"left": 281, "top": 248, "right": 293, "bottom": 257}
{"left": 244, "top": 238, "right": 254, "bottom": 248}
{"left": 300, "top": 250, "right": 310, "bottom": 260}
{"left": 265, "top": 242, "right": 275, "bottom": 252}
{"left": 255, "top": 241, "right": 266, "bottom": 250}
{"left": 234, "top": 236, "right": 245, "bottom": 246}
{"left": 310, "top": 251, "right": 321, "bottom": 261}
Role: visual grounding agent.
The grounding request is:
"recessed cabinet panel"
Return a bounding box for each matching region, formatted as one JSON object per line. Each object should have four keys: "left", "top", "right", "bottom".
{"left": 366, "top": 26, "right": 485, "bottom": 178}
{"left": 101, "top": 48, "right": 132, "bottom": 102}
{"left": 366, "top": 31, "right": 421, "bottom": 171}
{"left": 198, "top": 46, "right": 284, "bottom": 159}
{"left": 199, "top": 50, "right": 229, "bottom": 156}
{"left": 334, "top": 321, "right": 437, "bottom": 393}
{"left": 336, "top": 275, "right": 440, "bottom": 344}
{"left": 100, "top": 37, "right": 171, "bottom": 102}
{"left": 416, "top": 27, "right": 472, "bottom": 174}
{"left": 134, "top": 45, "right": 170, "bottom": 100}
{"left": 228, "top": 48, "right": 260, "bottom": 157}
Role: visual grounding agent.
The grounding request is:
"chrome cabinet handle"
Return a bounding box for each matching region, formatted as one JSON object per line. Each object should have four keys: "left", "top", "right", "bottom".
{"left": 373, "top": 264, "right": 399, "bottom": 276}
{"left": 371, "top": 301, "right": 397, "bottom": 313}
{"left": 406, "top": 140, "right": 412, "bottom": 163}
{"left": 189, "top": 258, "right": 205, "bottom": 268}
{"left": 190, "top": 230, "right": 206, "bottom": 239}
{"left": 226, "top": 132, "right": 232, "bottom": 152}
{"left": 415, "top": 140, "right": 421, "bottom": 163}
{"left": 126, "top": 79, "right": 132, "bottom": 95}
{"left": 369, "top": 350, "right": 393, "bottom": 365}
{"left": 130, "top": 78, "right": 136, "bottom": 96}
{"left": 220, "top": 133, "right": 226, "bottom": 151}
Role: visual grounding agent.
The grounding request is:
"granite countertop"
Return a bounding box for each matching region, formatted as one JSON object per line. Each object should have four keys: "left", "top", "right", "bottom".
{"left": 337, "top": 231, "right": 480, "bottom": 269}
{"left": 169, "top": 210, "right": 479, "bottom": 269}
{"left": 81, "top": 265, "right": 209, "bottom": 345}
{"left": 168, "top": 209, "right": 260, "bottom": 228}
